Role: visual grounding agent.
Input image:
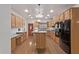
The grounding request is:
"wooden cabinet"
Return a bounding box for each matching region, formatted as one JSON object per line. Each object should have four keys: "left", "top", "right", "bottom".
{"left": 47, "top": 20, "right": 54, "bottom": 28}
{"left": 16, "top": 36, "right": 22, "bottom": 45}
{"left": 11, "top": 14, "right": 16, "bottom": 28}
{"left": 40, "top": 33, "right": 46, "bottom": 49}
{"left": 50, "top": 7, "right": 79, "bottom": 53}
{"left": 59, "top": 13, "right": 64, "bottom": 21}
{"left": 20, "top": 35, "right": 24, "bottom": 43}
{"left": 64, "top": 10, "right": 70, "bottom": 20}
{"left": 34, "top": 33, "right": 46, "bottom": 49}
{"left": 64, "top": 9, "right": 72, "bottom": 20}
{"left": 33, "top": 21, "right": 39, "bottom": 29}
{"left": 11, "top": 32, "right": 27, "bottom": 53}
{"left": 16, "top": 16, "right": 23, "bottom": 28}
{"left": 11, "top": 14, "right": 24, "bottom": 28}
{"left": 16, "top": 16, "right": 20, "bottom": 28}
{"left": 20, "top": 33, "right": 26, "bottom": 43}
{"left": 11, "top": 37, "right": 16, "bottom": 53}
{"left": 71, "top": 8, "right": 79, "bottom": 53}
{"left": 20, "top": 18, "right": 24, "bottom": 27}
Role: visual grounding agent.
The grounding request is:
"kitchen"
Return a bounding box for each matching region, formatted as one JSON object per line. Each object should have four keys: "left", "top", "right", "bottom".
{"left": 0, "top": 4, "right": 79, "bottom": 54}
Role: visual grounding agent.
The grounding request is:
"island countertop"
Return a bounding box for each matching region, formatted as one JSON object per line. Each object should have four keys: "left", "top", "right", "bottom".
{"left": 32, "top": 30, "right": 47, "bottom": 33}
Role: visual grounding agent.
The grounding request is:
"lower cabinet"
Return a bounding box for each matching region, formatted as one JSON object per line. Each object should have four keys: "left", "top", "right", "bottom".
{"left": 11, "top": 32, "right": 27, "bottom": 53}
{"left": 34, "top": 33, "right": 46, "bottom": 49}
{"left": 16, "top": 36, "right": 22, "bottom": 46}
{"left": 33, "top": 33, "right": 46, "bottom": 53}
{"left": 11, "top": 37, "right": 16, "bottom": 53}
{"left": 20, "top": 35, "right": 24, "bottom": 43}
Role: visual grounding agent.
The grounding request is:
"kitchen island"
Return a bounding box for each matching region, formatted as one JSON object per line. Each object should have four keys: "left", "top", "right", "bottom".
{"left": 32, "top": 31, "right": 47, "bottom": 53}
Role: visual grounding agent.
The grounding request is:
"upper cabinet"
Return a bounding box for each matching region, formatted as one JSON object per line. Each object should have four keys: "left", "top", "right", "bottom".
{"left": 11, "top": 14, "right": 24, "bottom": 28}
{"left": 16, "top": 16, "right": 23, "bottom": 28}
{"left": 16, "top": 16, "right": 20, "bottom": 28}
{"left": 53, "top": 15, "right": 60, "bottom": 23}
{"left": 47, "top": 20, "right": 53, "bottom": 28}
{"left": 64, "top": 10, "right": 70, "bottom": 20}
{"left": 59, "top": 13, "right": 64, "bottom": 21}
{"left": 64, "top": 9, "right": 72, "bottom": 20}
{"left": 56, "top": 16, "right": 60, "bottom": 22}
{"left": 11, "top": 14, "right": 16, "bottom": 28}
{"left": 33, "top": 21, "right": 39, "bottom": 28}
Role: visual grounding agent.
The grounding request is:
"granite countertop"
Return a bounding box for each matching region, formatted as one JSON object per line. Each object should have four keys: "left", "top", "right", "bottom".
{"left": 11, "top": 31, "right": 27, "bottom": 38}
{"left": 11, "top": 34, "right": 22, "bottom": 38}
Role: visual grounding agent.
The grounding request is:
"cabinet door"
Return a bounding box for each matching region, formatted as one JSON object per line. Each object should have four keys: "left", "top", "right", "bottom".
{"left": 16, "top": 16, "right": 20, "bottom": 28}
{"left": 59, "top": 14, "right": 64, "bottom": 21}
{"left": 11, "top": 14, "right": 16, "bottom": 28}
{"left": 16, "top": 16, "right": 23, "bottom": 28}
{"left": 64, "top": 10, "right": 70, "bottom": 20}
{"left": 20, "top": 35, "right": 24, "bottom": 43}
{"left": 40, "top": 33, "right": 46, "bottom": 49}
{"left": 16, "top": 37, "right": 21, "bottom": 45}
{"left": 19, "top": 18, "right": 23, "bottom": 27}
{"left": 11, "top": 38, "right": 16, "bottom": 52}
{"left": 36, "top": 33, "right": 40, "bottom": 48}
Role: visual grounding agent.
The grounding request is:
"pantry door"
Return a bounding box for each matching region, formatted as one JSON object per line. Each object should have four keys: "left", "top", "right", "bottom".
{"left": 28, "top": 23, "right": 33, "bottom": 36}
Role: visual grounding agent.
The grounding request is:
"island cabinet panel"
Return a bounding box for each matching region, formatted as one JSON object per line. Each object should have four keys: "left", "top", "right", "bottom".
{"left": 36, "top": 33, "right": 40, "bottom": 48}
{"left": 33, "top": 33, "right": 46, "bottom": 49}
{"left": 40, "top": 33, "right": 46, "bottom": 49}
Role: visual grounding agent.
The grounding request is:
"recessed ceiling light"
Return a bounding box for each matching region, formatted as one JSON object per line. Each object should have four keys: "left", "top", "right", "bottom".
{"left": 25, "top": 9, "right": 28, "bottom": 12}
{"left": 47, "top": 14, "right": 50, "bottom": 17}
{"left": 37, "top": 19, "right": 41, "bottom": 22}
{"left": 50, "top": 10, "right": 54, "bottom": 13}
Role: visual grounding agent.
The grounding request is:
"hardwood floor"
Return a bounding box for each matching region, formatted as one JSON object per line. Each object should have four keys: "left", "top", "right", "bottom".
{"left": 12, "top": 35, "right": 66, "bottom": 54}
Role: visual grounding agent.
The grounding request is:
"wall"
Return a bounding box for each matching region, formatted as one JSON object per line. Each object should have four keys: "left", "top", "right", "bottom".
{"left": 0, "top": 5, "right": 11, "bottom": 54}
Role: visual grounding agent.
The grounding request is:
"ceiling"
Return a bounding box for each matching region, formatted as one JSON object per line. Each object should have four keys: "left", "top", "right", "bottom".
{"left": 11, "top": 4, "right": 75, "bottom": 20}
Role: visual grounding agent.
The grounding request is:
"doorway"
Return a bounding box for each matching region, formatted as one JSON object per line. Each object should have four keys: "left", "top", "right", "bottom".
{"left": 28, "top": 23, "right": 33, "bottom": 36}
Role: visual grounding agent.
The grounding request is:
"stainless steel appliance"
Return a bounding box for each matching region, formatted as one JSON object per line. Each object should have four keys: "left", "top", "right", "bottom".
{"left": 55, "top": 22, "right": 60, "bottom": 37}
{"left": 59, "top": 19, "right": 71, "bottom": 54}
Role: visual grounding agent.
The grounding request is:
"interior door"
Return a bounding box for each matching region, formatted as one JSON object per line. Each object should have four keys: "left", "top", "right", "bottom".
{"left": 28, "top": 23, "right": 33, "bottom": 36}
